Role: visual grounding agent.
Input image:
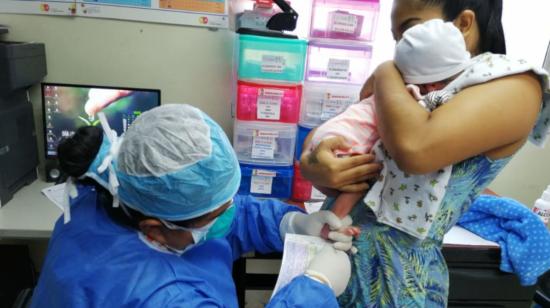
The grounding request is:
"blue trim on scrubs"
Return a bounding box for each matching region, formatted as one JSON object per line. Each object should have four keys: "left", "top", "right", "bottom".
{"left": 31, "top": 185, "right": 336, "bottom": 307}
{"left": 268, "top": 276, "right": 337, "bottom": 307}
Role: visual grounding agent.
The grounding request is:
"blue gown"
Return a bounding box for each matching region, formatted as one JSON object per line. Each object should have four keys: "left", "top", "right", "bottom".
{"left": 31, "top": 185, "right": 337, "bottom": 307}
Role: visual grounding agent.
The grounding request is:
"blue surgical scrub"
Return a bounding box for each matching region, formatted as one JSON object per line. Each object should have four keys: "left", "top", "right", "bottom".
{"left": 31, "top": 185, "right": 337, "bottom": 307}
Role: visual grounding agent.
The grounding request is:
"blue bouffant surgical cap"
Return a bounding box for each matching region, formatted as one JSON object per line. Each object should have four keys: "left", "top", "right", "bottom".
{"left": 85, "top": 104, "right": 241, "bottom": 221}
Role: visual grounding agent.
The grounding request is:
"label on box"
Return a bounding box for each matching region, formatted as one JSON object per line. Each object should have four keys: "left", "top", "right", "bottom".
{"left": 327, "top": 58, "right": 351, "bottom": 80}
{"left": 252, "top": 130, "right": 278, "bottom": 159}
{"left": 321, "top": 93, "right": 354, "bottom": 120}
{"left": 257, "top": 88, "right": 284, "bottom": 120}
{"left": 253, "top": 169, "right": 277, "bottom": 177}
{"left": 261, "top": 55, "right": 285, "bottom": 73}
{"left": 306, "top": 100, "right": 323, "bottom": 119}
{"left": 311, "top": 186, "right": 326, "bottom": 201}
{"left": 330, "top": 12, "right": 359, "bottom": 34}
{"left": 251, "top": 169, "right": 276, "bottom": 194}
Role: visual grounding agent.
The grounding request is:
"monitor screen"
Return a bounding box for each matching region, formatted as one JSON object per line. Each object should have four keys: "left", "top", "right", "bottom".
{"left": 42, "top": 83, "right": 161, "bottom": 158}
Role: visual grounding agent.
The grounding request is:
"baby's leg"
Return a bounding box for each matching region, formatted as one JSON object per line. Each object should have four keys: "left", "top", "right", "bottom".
{"left": 320, "top": 192, "right": 363, "bottom": 239}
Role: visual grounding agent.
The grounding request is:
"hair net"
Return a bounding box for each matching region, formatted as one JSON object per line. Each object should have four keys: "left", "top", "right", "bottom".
{"left": 394, "top": 19, "right": 471, "bottom": 84}
{"left": 86, "top": 104, "right": 241, "bottom": 221}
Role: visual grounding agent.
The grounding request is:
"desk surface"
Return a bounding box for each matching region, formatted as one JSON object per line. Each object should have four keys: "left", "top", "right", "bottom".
{"left": 0, "top": 180, "right": 500, "bottom": 248}
{"left": 0, "top": 180, "right": 61, "bottom": 239}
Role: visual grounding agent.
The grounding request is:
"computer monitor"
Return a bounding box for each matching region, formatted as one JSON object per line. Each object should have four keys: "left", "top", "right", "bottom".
{"left": 41, "top": 83, "right": 161, "bottom": 158}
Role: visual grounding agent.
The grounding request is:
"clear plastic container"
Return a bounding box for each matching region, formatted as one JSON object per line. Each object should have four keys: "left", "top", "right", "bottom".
{"left": 533, "top": 185, "right": 550, "bottom": 226}
{"left": 299, "top": 81, "right": 360, "bottom": 127}
{"left": 236, "top": 80, "right": 302, "bottom": 123}
{"left": 294, "top": 124, "right": 313, "bottom": 161}
{"left": 291, "top": 161, "right": 326, "bottom": 202}
{"left": 310, "top": 0, "right": 380, "bottom": 42}
{"left": 239, "top": 163, "right": 294, "bottom": 199}
{"left": 305, "top": 41, "right": 372, "bottom": 84}
{"left": 233, "top": 120, "right": 297, "bottom": 166}
{"left": 238, "top": 34, "right": 308, "bottom": 82}
{"left": 235, "top": 1, "right": 281, "bottom": 32}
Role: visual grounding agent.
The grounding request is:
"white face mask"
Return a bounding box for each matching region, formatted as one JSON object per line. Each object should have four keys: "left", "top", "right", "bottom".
{"left": 189, "top": 219, "right": 217, "bottom": 244}
{"left": 159, "top": 217, "right": 218, "bottom": 254}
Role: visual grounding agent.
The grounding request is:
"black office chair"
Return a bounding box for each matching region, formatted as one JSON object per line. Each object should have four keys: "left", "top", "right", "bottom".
{"left": 535, "top": 270, "right": 550, "bottom": 308}
{"left": 11, "top": 289, "right": 33, "bottom": 308}
{"left": 0, "top": 245, "right": 36, "bottom": 308}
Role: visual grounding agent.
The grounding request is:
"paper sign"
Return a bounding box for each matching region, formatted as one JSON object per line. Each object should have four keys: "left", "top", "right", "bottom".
{"left": 321, "top": 93, "right": 353, "bottom": 120}
{"left": 326, "top": 58, "right": 350, "bottom": 80}
{"left": 251, "top": 170, "right": 275, "bottom": 194}
{"left": 272, "top": 234, "right": 329, "bottom": 297}
{"left": 330, "top": 12, "right": 358, "bottom": 34}
{"left": 252, "top": 130, "right": 278, "bottom": 159}
{"left": 261, "top": 55, "right": 285, "bottom": 73}
{"left": 257, "top": 88, "right": 284, "bottom": 120}
{"left": 253, "top": 169, "right": 277, "bottom": 177}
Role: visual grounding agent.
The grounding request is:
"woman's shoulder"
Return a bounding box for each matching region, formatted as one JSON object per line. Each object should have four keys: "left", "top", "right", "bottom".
{"left": 447, "top": 52, "right": 549, "bottom": 94}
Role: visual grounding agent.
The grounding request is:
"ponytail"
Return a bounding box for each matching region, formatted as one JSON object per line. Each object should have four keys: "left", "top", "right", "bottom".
{"left": 482, "top": 0, "right": 506, "bottom": 54}
{"left": 57, "top": 126, "right": 103, "bottom": 178}
{"left": 419, "top": 0, "right": 506, "bottom": 54}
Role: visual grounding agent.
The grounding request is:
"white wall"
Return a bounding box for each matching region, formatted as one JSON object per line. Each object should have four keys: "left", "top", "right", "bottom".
{"left": 2, "top": 0, "right": 550, "bottom": 205}
{"left": 489, "top": 0, "right": 550, "bottom": 205}
{"left": 0, "top": 13, "right": 236, "bottom": 178}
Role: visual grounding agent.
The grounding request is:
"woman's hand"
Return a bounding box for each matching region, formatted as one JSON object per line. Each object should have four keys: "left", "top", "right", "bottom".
{"left": 300, "top": 136, "right": 383, "bottom": 193}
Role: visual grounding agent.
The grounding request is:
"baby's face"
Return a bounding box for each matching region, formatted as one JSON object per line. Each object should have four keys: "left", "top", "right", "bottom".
{"left": 418, "top": 80, "right": 448, "bottom": 95}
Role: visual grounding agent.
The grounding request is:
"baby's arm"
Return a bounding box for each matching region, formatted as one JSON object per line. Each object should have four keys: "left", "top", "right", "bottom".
{"left": 320, "top": 192, "right": 363, "bottom": 239}
{"left": 309, "top": 100, "right": 378, "bottom": 239}
{"left": 309, "top": 99, "right": 379, "bottom": 157}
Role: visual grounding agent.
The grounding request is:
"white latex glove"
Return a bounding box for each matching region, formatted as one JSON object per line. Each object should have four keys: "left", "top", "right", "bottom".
{"left": 280, "top": 211, "right": 355, "bottom": 252}
{"left": 305, "top": 245, "right": 351, "bottom": 296}
{"left": 84, "top": 89, "right": 132, "bottom": 118}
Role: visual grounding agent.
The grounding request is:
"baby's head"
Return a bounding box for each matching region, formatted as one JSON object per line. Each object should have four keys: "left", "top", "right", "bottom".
{"left": 394, "top": 19, "right": 471, "bottom": 94}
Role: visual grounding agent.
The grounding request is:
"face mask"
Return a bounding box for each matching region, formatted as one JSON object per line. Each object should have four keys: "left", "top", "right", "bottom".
{"left": 160, "top": 203, "right": 236, "bottom": 247}
{"left": 204, "top": 204, "right": 236, "bottom": 241}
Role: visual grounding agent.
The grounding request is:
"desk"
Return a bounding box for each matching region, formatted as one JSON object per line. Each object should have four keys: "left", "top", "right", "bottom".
{"left": 0, "top": 180, "right": 61, "bottom": 239}
{"left": 0, "top": 182, "right": 539, "bottom": 307}
{"left": 0, "top": 180, "right": 501, "bottom": 243}
{"left": 233, "top": 227, "right": 537, "bottom": 308}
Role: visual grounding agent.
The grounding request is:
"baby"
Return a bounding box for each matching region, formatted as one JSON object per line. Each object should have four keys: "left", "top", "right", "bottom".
{"left": 311, "top": 19, "right": 472, "bottom": 239}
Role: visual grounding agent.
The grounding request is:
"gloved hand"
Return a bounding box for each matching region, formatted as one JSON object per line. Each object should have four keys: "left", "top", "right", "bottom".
{"left": 280, "top": 211, "right": 356, "bottom": 252}
{"left": 305, "top": 245, "right": 351, "bottom": 296}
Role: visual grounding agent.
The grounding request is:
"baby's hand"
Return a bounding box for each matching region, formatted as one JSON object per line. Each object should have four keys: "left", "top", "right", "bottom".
{"left": 320, "top": 216, "right": 359, "bottom": 254}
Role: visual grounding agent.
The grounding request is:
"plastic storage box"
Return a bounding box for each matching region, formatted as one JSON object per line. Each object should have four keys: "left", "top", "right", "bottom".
{"left": 294, "top": 124, "right": 313, "bottom": 161}
{"left": 238, "top": 34, "right": 307, "bottom": 82}
{"left": 310, "top": 0, "right": 380, "bottom": 42}
{"left": 299, "top": 81, "right": 360, "bottom": 127}
{"left": 239, "top": 164, "right": 293, "bottom": 199}
{"left": 236, "top": 80, "right": 302, "bottom": 123}
{"left": 305, "top": 41, "right": 372, "bottom": 84}
{"left": 291, "top": 162, "right": 326, "bottom": 202}
{"left": 233, "top": 120, "right": 297, "bottom": 166}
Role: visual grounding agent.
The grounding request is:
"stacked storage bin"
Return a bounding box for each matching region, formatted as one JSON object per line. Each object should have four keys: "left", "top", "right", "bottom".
{"left": 291, "top": 0, "right": 380, "bottom": 202}
{"left": 234, "top": 33, "right": 307, "bottom": 199}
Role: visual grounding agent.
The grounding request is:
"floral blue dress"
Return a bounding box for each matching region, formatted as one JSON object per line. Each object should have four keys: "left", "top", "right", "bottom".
{"left": 333, "top": 155, "right": 511, "bottom": 307}
{"left": 334, "top": 52, "right": 550, "bottom": 307}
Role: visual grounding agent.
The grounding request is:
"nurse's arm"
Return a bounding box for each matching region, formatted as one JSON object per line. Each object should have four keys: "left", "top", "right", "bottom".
{"left": 227, "top": 195, "right": 302, "bottom": 259}
{"left": 266, "top": 276, "right": 338, "bottom": 307}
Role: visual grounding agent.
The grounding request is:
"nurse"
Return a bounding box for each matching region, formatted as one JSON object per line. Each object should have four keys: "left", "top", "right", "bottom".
{"left": 31, "top": 104, "right": 353, "bottom": 307}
